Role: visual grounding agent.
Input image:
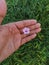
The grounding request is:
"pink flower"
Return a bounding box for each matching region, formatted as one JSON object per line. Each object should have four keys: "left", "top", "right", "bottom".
{"left": 23, "top": 27, "right": 30, "bottom": 34}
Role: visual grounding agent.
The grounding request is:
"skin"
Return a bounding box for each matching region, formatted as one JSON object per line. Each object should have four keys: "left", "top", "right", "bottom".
{"left": 0, "top": 0, "right": 41, "bottom": 62}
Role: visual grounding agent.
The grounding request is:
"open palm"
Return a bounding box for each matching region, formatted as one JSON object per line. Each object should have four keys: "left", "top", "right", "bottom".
{"left": 0, "top": 20, "right": 41, "bottom": 62}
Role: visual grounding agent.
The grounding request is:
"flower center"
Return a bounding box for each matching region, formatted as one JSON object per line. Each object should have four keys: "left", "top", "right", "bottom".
{"left": 25, "top": 30, "right": 28, "bottom": 32}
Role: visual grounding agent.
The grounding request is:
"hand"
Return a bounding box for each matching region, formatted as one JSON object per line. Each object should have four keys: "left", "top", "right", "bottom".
{"left": 0, "top": 20, "right": 41, "bottom": 62}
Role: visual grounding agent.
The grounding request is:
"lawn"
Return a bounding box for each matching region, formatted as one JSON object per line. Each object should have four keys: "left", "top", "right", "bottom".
{"left": 0, "top": 0, "right": 49, "bottom": 65}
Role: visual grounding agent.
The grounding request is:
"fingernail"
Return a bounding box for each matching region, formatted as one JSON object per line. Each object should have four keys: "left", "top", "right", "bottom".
{"left": 37, "top": 23, "right": 41, "bottom": 27}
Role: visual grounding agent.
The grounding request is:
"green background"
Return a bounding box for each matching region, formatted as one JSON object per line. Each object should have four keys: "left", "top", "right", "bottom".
{"left": 0, "top": 0, "right": 49, "bottom": 65}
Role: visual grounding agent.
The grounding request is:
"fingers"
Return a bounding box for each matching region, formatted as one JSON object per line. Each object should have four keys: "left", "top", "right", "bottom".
{"left": 15, "top": 19, "right": 37, "bottom": 29}
{"left": 20, "top": 23, "right": 41, "bottom": 34}
{"left": 21, "top": 34, "right": 36, "bottom": 45}
{"left": 21, "top": 28, "right": 41, "bottom": 38}
{"left": 28, "top": 23, "right": 41, "bottom": 31}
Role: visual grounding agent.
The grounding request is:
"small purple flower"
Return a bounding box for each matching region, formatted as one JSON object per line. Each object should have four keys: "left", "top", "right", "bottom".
{"left": 23, "top": 27, "right": 30, "bottom": 34}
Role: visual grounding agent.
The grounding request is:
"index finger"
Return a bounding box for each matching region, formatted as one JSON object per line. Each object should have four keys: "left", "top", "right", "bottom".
{"left": 15, "top": 19, "right": 37, "bottom": 29}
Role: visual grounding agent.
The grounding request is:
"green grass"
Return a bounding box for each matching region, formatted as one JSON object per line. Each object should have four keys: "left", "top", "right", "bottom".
{"left": 0, "top": 0, "right": 49, "bottom": 65}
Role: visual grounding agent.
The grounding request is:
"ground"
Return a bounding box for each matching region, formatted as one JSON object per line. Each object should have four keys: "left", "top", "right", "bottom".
{"left": 0, "top": 0, "right": 49, "bottom": 65}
